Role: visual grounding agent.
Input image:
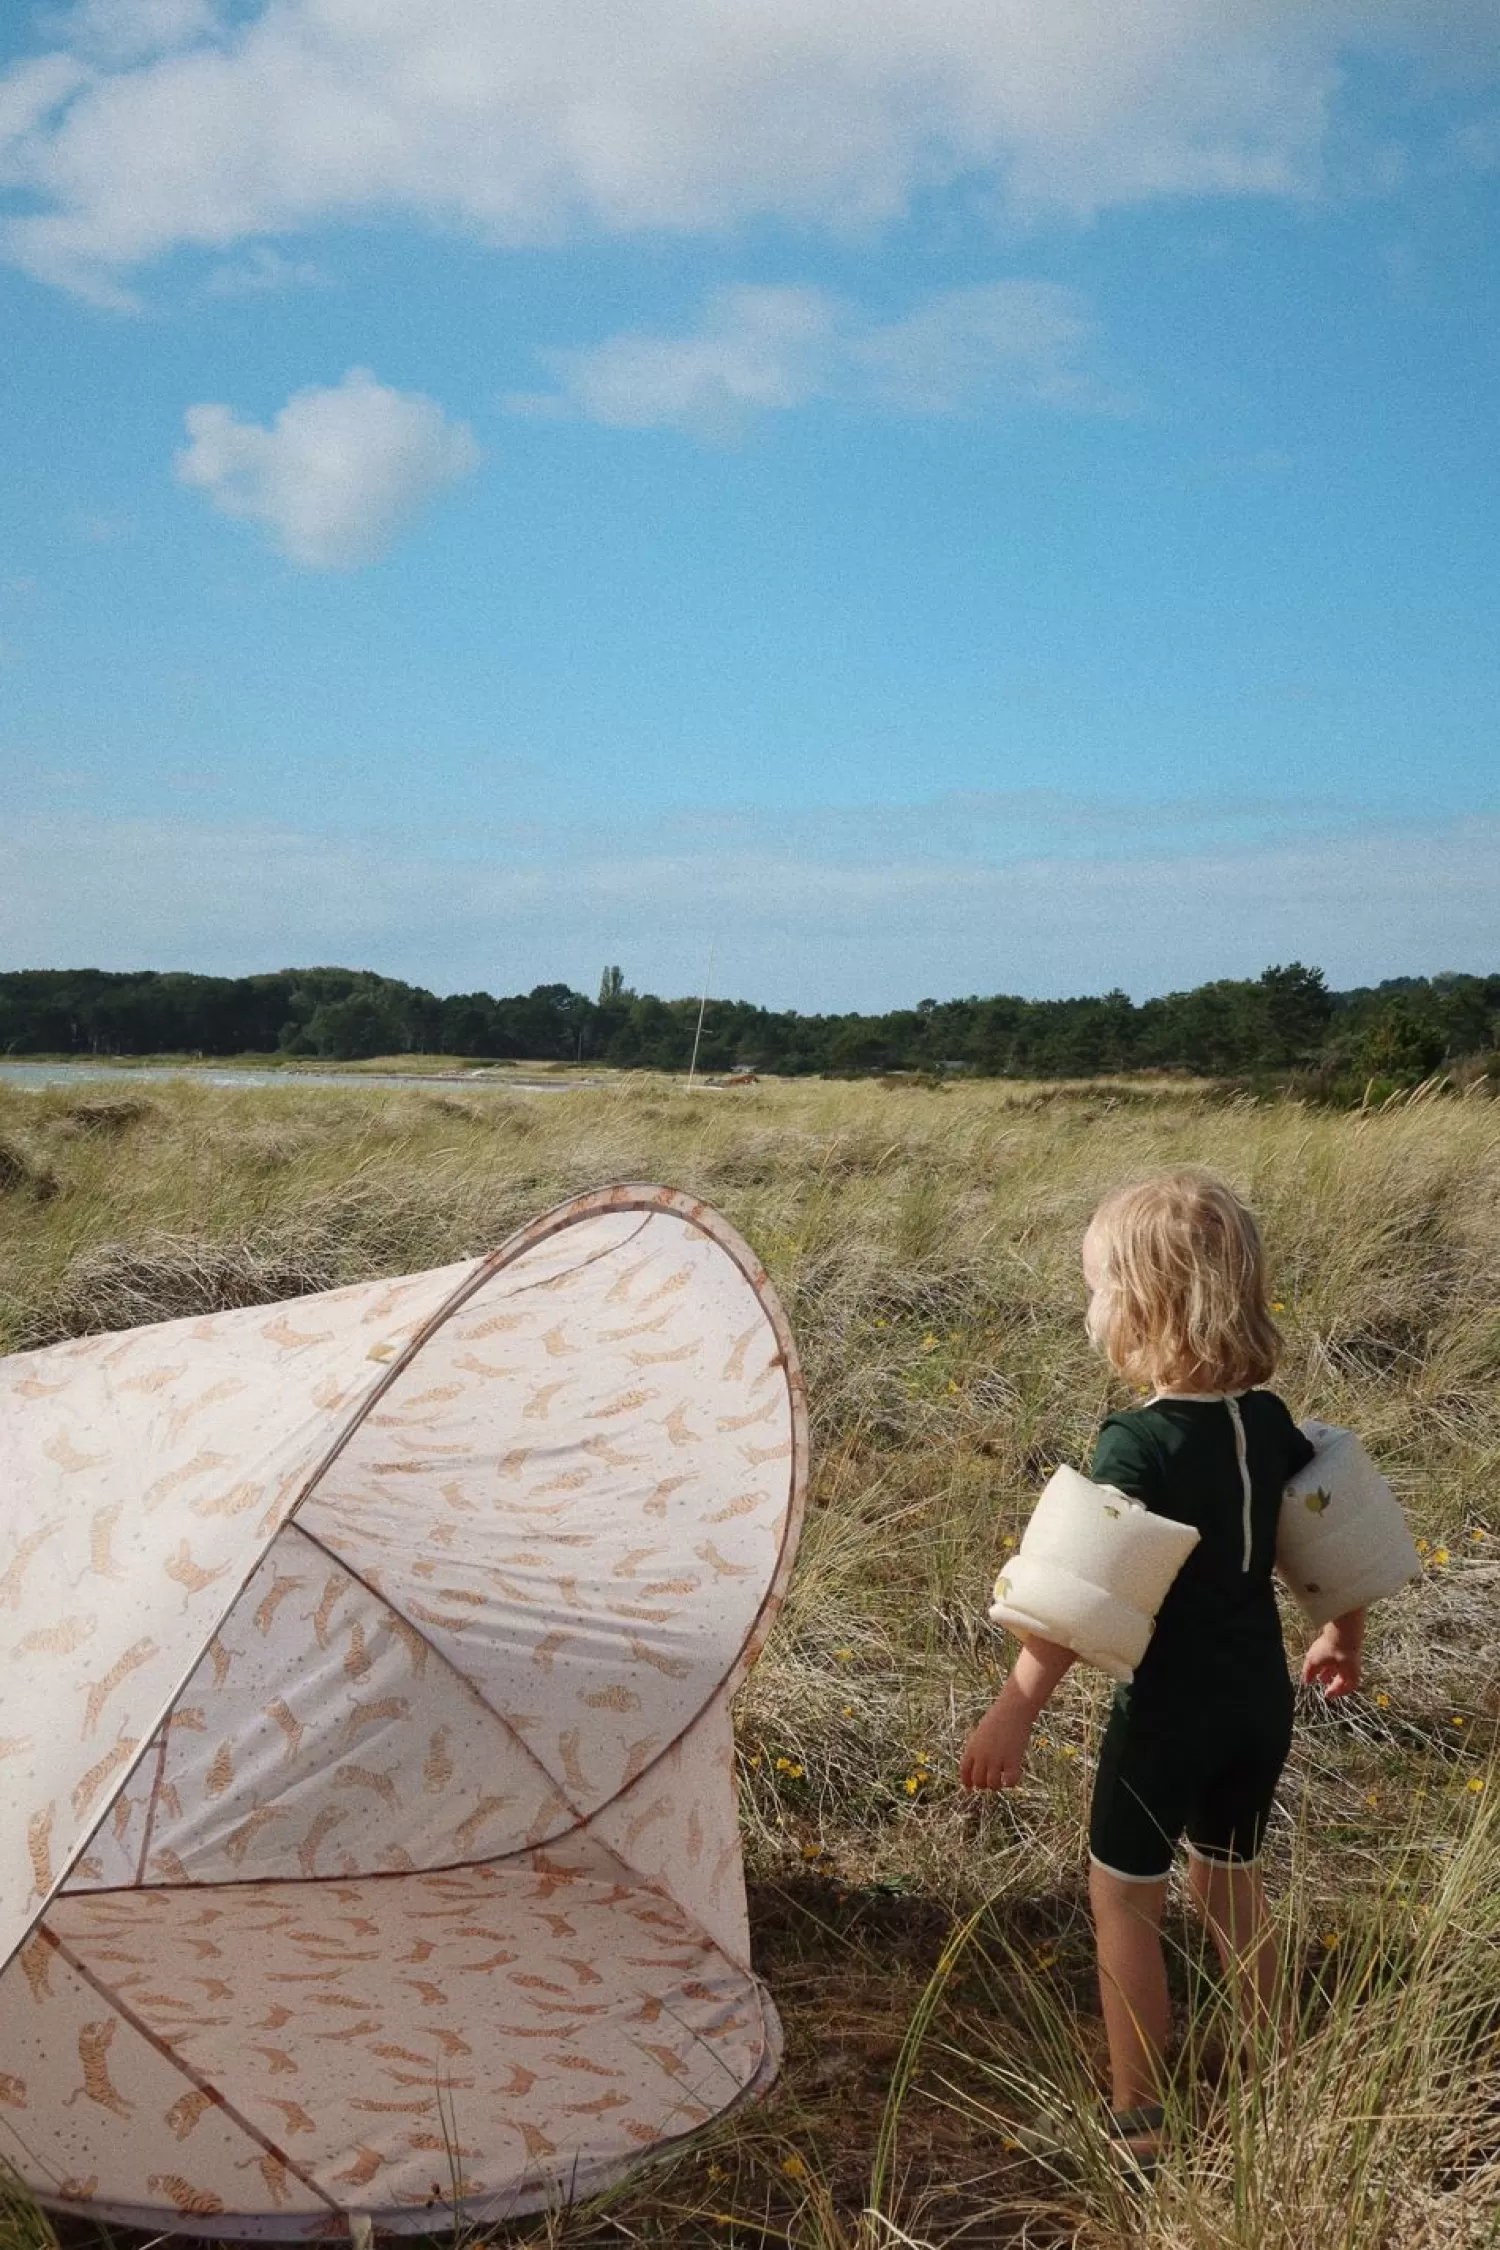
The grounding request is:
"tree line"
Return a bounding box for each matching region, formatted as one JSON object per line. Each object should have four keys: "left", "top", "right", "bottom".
{"left": 1, "top": 961, "right": 1496, "bottom": 1094}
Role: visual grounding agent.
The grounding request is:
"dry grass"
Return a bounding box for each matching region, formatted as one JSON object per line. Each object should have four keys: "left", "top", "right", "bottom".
{"left": 1, "top": 1071, "right": 1497, "bottom": 2249}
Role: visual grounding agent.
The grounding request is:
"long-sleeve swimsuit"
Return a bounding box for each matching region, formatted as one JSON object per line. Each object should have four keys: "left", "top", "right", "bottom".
{"left": 1086, "top": 1390, "right": 1315, "bottom": 1881}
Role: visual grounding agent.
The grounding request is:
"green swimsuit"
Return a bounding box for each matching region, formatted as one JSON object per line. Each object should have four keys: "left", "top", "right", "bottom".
{"left": 1087, "top": 1391, "right": 1316, "bottom": 1881}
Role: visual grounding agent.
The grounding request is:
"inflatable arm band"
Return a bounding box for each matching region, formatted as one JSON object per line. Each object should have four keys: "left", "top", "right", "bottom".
{"left": 988, "top": 1464, "right": 1201, "bottom": 1684}
{"left": 1277, "top": 1423, "right": 1420, "bottom": 1626}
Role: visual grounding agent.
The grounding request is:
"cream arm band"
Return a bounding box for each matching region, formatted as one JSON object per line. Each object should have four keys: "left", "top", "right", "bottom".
{"left": 988, "top": 1463, "right": 1201, "bottom": 1684}
{"left": 1277, "top": 1422, "right": 1421, "bottom": 1626}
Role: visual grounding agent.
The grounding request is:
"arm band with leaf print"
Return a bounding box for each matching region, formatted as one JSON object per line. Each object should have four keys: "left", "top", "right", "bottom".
{"left": 989, "top": 1463, "right": 1201, "bottom": 1684}
{"left": 1277, "top": 1423, "right": 1421, "bottom": 1626}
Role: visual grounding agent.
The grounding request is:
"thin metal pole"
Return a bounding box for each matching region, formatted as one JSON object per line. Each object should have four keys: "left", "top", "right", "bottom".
{"left": 686, "top": 944, "right": 715, "bottom": 1090}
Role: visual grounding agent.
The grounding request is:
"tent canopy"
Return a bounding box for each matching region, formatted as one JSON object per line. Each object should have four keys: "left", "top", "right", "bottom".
{"left": 0, "top": 1186, "right": 806, "bottom": 2236}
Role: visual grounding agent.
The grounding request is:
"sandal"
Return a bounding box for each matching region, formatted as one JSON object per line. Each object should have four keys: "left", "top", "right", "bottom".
{"left": 1109, "top": 2102, "right": 1165, "bottom": 2178}
{"left": 1009, "top": 2100, "right": 1165, "bottom": 2178}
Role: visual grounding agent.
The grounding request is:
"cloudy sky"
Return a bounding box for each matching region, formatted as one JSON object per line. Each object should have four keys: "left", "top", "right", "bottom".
{"left": 2, "top": 1, "right": 1498, "bottom": 1008}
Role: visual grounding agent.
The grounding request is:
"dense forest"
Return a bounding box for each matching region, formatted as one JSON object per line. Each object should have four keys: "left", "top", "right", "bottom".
{"left": 3, "top": 962, "right": 1497, "bottom": 1094}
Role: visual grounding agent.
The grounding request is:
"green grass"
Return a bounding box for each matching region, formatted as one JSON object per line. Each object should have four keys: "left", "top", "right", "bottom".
{"left": 1, "top": 1072, "right": 1497, "bottom": 2246}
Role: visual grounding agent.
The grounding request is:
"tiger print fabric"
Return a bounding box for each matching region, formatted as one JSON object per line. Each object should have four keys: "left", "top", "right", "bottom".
{"left": 0, "top": 1188, "right": 806, "bottom": 2234}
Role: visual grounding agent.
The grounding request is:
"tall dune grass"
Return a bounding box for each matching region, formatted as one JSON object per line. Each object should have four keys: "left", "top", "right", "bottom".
{"left": 1, "top": 1072, "right": 1496, "bottom": 2246}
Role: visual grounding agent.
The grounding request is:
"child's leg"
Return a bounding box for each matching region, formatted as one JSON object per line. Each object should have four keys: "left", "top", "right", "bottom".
{"left": 1186, "top": 1851, "right": 1279, "bottom": 2043}
{"left": 1088, "top": 1864, "right": 1172, "bottom": 2115}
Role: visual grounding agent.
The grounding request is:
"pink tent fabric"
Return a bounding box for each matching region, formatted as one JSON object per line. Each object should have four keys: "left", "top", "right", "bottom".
{"left": 0, "top": 1186, "right": 807, "bottom": 2236}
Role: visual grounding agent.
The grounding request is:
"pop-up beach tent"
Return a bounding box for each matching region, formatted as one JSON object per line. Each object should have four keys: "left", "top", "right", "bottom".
{"left": 0, "top": 1185, "right": 807, "bottom": 2238}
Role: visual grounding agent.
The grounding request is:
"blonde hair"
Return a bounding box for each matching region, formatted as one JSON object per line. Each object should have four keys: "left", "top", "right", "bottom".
{"left": 1084, "top": 1169, "right": 1282, "bottom": 1394}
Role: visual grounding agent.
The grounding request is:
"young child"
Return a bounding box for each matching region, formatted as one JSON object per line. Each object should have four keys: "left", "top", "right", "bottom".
{"left": 960, "top": 1169, "right": 1364, "bottom": 2162}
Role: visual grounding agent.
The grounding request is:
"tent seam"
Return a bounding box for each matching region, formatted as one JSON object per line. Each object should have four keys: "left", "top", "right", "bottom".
{"left": 34, "top": 1922, "right": 343, "bottom": 2217}
{"left": 284, "top": 1519, "right": 591, "bottom": 1826}
{"left": 132, "top": 1729, "right": 171, "bottom": 1887}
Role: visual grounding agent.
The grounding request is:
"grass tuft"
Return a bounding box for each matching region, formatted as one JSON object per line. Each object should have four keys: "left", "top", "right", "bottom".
{"left": 0, "top": 1071, "right": 1496, "bottom": 2246}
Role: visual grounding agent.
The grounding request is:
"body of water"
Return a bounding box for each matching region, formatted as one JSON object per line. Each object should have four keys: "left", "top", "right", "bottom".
{"left": 0, "top": 1061, "right": 588, "bottom": 1094}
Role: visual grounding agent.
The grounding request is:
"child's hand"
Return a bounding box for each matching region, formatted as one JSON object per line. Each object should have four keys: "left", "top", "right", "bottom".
{"left": 960, "top": 1635, "right": 1075, "bottom": 1789}
{"left": 960, "top": 1701, "right": 1033, "bottom": 1790}
{"left": 1302, "top": 1609, "right": 1365, "bottom": 1699}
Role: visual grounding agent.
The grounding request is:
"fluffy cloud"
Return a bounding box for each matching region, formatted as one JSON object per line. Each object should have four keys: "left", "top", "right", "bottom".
{"left": 523, "top": 280, "right": 1112, "bottom": 435}
{"left": 175, "top": 368, "right": 480, "bottom": 569}
{"left": 4, "top": 2, "right": 1499, "bottom": 296}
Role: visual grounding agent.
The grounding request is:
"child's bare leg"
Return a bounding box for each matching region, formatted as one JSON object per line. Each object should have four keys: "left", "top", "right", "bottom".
{"left": 1187, "top": 1852, "right": 1280, "bottom": 2050}
{"left": 1088, "top": 1865, "right": 1171, "bottom": 2123}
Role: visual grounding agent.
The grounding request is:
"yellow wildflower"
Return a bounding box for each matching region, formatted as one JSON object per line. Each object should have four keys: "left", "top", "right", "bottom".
{"left": 780, "top": 2154, "right": 807, "bottom": 2181}
{"left": 903, "top": 1775, "right": 921, "bottom": 1794}
{"left": 1451, "top": 1716, "right": 1465, "bottom": 1728}
{"left": 834, "top": 1646, "right": 854, "bottom": 1661}
{"left": 842, "top": 1704, "right": 854, "bottom": 1718}
{"left": 1061, "top": 1745, "right": 1078, "bottom": 1760}
{"left": 1374, "top": 1692, "right": 1390, "bottom": 1708}
{"left": 1322, "top": 1931, "right": 1339, "bottom": 1949}
{"left": 920, "top": 1333, "right": 939, "bottom": 1353}
{"left": 1272, "top": 1300, "right": 1286, "bottom": 1312}
{"left": 1466, "top": 1777, "right": 1485, "bottom": 1794}
{"left": 1433, "top": 1547, "right": 1451, "bottom": 1566}
{"left": 1415, "top": 1537, "right": 1429, "bottom": 1554}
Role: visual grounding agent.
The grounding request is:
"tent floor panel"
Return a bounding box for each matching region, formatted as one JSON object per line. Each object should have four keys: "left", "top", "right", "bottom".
{"left": 10, "top": 1860, "right": 772, "bottom": 2238}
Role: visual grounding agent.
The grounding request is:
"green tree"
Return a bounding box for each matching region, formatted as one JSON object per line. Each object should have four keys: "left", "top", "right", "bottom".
{"left": 301, "top": 991, "right": 408, "bottom": 1061}
{"left": 1357, "top": 1004, "right": 1447, "bottom": 1087}
{"left": 1259, "top": 962, "right": 1333, "bottom": 1066}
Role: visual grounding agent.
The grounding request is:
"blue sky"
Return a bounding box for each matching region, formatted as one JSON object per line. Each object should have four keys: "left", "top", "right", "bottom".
{"left": 2, "top": 2, "right": 1498, "bottom": 1010}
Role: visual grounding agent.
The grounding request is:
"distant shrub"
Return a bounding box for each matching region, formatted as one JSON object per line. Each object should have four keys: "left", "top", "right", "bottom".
{"left": 16, "top": 1232, "right": 347, "bottom": 1347}
{"left": 0, "top": 1136, "right": 58, "bottom": 1200}
{"left": 60, "top": 1095, "right": 158, "bottom": 1135}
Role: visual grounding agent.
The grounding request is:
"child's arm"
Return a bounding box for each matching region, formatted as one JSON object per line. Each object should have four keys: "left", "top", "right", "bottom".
{"left": 1301, "top": 1606, "right": 1366, "bottom": 1698}
{"left": 960, "top": 1634, "right": 1075, "bottom": 1790}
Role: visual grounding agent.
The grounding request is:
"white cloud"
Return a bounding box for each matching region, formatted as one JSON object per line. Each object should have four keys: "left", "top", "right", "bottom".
{"left": 3, "top": 2, "right": 1499, "bottom": 296}
{"left": 0, "top": 51, "right": 88, "bottom": 158}
{"left": 524, "top": 286, "right": 837, "bottom": 439}
{"left": 203, "top": 243, "right": 325, "bottom": 296}
{"left": 2, "top": 803, "right": 1495, "bottom": 1011}
{"left": 852, "top": 281, "right": 1110, "bottom": 412}
{"left": 524, "top": 279, "right": 1114, "bottom": 434}
{"left": 174, "top": 368, "right": 480, "bottom": 569}
{"left": 48, "top": 0, "right": 220, "bottom": 65}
